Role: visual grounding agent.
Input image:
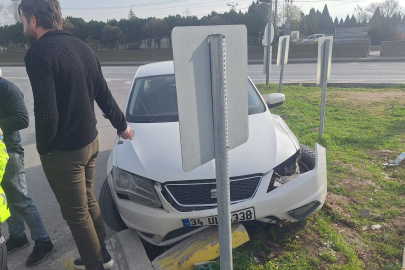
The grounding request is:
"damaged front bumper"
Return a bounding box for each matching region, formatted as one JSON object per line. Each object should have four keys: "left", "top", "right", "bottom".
{"left": 110, "top": 144, "right": 327, "bottom": 246}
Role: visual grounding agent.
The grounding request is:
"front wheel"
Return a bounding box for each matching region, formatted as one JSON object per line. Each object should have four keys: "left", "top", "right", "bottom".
{"left": 99, "top": 178, "right": 128, "bottom": 232}
{"left": 298, "top": 144, "right": 316, "bottom": 173}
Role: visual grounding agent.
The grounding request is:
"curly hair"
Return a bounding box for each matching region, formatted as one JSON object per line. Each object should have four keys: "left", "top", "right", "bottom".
{"left": 19, "top": 0, "right": 63, "bottom": 30}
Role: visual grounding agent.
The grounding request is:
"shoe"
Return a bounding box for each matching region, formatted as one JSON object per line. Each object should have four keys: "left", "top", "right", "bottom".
{"left": 73, "top": 246, "right": 114, "bottom": 270}
{"left": 25, "top": 240, "right": 55, "bottom": 266}
{"left": 6, "top": 234, "right": 30, "bottom": 254}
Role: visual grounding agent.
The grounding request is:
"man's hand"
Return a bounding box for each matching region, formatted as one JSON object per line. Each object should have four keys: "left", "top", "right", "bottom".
{"left": 120, "top": 125, "right": 132, "bottom": 140}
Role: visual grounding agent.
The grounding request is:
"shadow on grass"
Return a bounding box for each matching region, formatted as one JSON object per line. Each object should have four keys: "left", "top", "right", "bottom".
{"left": 243, "top": 221, "right": 308, "bottom": 261}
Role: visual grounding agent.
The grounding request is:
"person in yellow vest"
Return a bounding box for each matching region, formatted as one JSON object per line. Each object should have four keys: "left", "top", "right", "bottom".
{"left": 0, "top": 132, "right": 11, "bottom": 270}
{"left": 0, "top": 75, "right": 53, "bottom": 267}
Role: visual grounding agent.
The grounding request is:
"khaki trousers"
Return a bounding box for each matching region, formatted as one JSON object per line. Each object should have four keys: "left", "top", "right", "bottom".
{"left": 40, "top": 138, "right": 106, "bottom": 270}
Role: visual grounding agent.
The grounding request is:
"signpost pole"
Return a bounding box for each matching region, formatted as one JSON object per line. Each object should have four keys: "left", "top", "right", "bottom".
{"left": 266, "top": 0, "right": 272, "bottom": 84}
{"left": 278, "top": 38, "right": 286, "bottom": 93}
{"left": 209, "top": 34, "right": 233, "bottom": 270}
{"left": 318, "top": 39, "right": 330, "bottom": 141}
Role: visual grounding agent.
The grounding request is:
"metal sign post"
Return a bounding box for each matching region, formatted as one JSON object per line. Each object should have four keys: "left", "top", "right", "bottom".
{"left": 209, "top": 34, "right": 233, "bottom": 270}
{"left": 265, "top": 0, "right": 272, "bottom": 84}
{"left": 262, "top": 22, "right": 274, "bottom": 76}
{"left": 317, "top": 36, "right": 333, "bottom": 140}
{"left": 277, "top": 35, "right": 290, "bottom": 93}
{"left": 172, "top": 26, "right": 249, "bottom": 270}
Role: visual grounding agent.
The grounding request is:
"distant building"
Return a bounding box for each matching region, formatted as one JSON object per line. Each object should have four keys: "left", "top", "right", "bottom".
{"left": 334, "top": 26, "right": 371, "bottom": 43}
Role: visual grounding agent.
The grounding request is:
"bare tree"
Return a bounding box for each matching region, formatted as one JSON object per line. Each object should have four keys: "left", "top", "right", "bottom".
{"left": 355, "top": 0, "right": 403, "bottom": 22}
{"left": 2, "top": 1, "right": 21, "bottom": 25}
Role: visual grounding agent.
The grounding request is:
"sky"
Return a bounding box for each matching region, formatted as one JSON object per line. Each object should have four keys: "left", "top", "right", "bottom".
{"left": 0, "top": 0, "right": 387, "bottom": 26}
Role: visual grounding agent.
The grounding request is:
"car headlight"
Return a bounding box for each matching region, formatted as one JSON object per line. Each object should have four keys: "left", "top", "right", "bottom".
{"left": 113, "top": 167, "right": 161, "bottom": 208}
{"left": 267, "top": 150, "right": 301, "bottom": 192}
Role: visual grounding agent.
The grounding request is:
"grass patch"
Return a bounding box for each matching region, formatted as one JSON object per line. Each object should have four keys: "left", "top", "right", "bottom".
{"left": 213, "top": 84, "right": 405, "bottom": 270}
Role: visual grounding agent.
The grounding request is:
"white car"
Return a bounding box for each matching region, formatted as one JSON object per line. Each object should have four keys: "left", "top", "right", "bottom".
{"left": 100, "top": 61, "right": 327, "bottom": 246}
{"left": 300, "top": 34, "right": 325, "bottom": 44}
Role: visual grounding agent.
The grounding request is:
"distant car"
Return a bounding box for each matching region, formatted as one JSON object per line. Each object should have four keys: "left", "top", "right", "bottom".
{"left": 99, "top": 61, "right": 328, "bottom": 246}
{"left": 300, "top": 34, "right": 325, "bottom": 44}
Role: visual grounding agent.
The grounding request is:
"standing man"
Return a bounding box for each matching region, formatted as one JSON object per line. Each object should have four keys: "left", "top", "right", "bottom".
{"left": 19, "top": 1, "right": 132, "bottom": 270}
{"left": 0, "top": 73, "right": 53, "bottom": 266}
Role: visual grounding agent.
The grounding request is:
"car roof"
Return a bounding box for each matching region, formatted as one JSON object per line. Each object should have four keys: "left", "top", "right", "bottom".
{"left": 136, "top": 61, "right": 174, "bottom": 78}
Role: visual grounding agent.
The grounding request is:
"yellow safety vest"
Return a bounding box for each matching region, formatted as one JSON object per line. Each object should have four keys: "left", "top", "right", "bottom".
{"left": 0, "top": 139, "right": 11, "bottom": 223}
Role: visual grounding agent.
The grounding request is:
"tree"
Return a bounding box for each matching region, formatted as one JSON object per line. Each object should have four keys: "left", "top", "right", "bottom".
{"left": 66, "top": 17, "right": 88, "bottom": 41}
{"left": 101, "top": 25, "right": 121, "bottom": 49}
{"left": 318, "top": 5, "right": 335, "bottom": 34}
{"left": 368, "top": 6, "right": 402, "bottom": 45}
{"left": 355, "top": 0, "right": 403, "bottom": 22}
{"left": 128, "top": 8, "right": 136, "bottom": 20}
{"left": 334, "top": 17, "right": 339, "bottom": 26}
{"left": 350, "top": 15, "right": 358, "bottom": 24}
{"left": 370, "top": 7, "right": 383, "bottom": 24}
{"left": 340, "top": 18, "right": 344, "bottom": 25}
{"left": 142, "top": 18, "right": 168, "bottom": 49}
{"left": 62, "top": 18, "right": 75, "bottom": 34}
{"left": 278, "top": 4, "right": 303, "bottom": 31}
{"left": 344, "top": 15, "right": 351, "bottom": 24}
{"left": 85, "top": 36, "right": 100, "bottom": 51}
{"left": 2, "top": 2, "right": 21, "bottom": 25}
{"left": 305, "top": 8, "right": 320, "bottom": 34}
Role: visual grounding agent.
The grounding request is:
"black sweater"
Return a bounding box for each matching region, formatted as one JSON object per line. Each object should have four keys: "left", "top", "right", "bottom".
{"left": 25, "top": 30, "right": 127, "bottom": 155}
{"left": 0, "top": 78, "right": 29, "bottom": 155}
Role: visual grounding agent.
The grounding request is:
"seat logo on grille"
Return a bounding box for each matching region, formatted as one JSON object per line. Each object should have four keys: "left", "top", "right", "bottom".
{"left": 210, "top": 189, "right": 217, "bottom": 199}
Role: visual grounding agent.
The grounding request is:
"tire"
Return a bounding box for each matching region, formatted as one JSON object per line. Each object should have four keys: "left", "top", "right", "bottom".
{"left": 99, "top": 178, "right": 128, "bottom": 232}
{"left": 298, "top": 144, "right": 316, "bottom": 173}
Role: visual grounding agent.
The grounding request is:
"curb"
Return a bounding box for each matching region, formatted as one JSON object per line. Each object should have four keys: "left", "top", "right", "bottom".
{"left": 46, "top": 229, "right": 152, "bottom": 270}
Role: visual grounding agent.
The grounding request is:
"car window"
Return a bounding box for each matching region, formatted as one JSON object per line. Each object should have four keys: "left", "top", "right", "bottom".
{"left": 308, "top": 35, "right": 314, "bottom": 39}
{"left": 126, "top": 75, "right": 266, "bottom": 123}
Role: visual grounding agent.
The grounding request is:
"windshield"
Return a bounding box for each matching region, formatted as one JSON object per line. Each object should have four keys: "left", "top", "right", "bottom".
{"left": 126, "top": 75, "right": 266, "bottom": 123}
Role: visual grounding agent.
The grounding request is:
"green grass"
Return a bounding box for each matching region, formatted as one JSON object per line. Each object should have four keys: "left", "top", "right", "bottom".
{"left": 212, "top": 84, "right": 405, "bottom": 270}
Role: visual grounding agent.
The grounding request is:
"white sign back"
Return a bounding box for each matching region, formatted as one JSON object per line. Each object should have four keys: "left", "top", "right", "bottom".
{"left": 262, "top": 23, "right": 274, "bottom": 46}
{"left": 277, "top": 35, "right": 290, "bottom": 66}
{"left": 172, "top": 26, "right": 249, "bottom": 172}
{"left": 317, "top": 36, "right": 333, "bottom": 85}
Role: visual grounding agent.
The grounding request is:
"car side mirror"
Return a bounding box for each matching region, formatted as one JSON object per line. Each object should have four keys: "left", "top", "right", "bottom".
{"left": 267, "top": 93, "right": 285, "bottom": 109}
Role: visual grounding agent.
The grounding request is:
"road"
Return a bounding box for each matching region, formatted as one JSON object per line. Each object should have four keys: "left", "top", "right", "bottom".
{"left": 0, "top": 62, "right": 404, "bottom": 269}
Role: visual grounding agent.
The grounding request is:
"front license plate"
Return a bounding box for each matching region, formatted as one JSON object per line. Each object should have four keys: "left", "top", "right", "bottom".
{"left": 182, "top": 208, "right": 255, "bottom": 227}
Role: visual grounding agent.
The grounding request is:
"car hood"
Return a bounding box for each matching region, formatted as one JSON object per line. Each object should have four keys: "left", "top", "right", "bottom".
{"left": 114, "top": 111, "right": 298, "bottom": 183}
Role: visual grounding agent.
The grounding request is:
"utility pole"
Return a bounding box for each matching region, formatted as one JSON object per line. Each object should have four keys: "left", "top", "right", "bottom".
{"left": 274, "top": 0, "right": 277, "bottom": 30}
{"left": 285, "top": 0, "right": 290, "bottom": 35}
{"left": 183, "top": 8, "right": 191, "bottom": 17}
{"left": 226, "top": 2, "right": 238, "bottom": 11}
{"left": 259, "top": 0, "right": 272, "bottom": 84}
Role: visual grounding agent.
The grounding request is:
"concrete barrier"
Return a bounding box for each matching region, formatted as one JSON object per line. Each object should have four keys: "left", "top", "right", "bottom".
{"left": 248, "top": 42, "right": 370, "bottom": 59}
{"left": 381, "top": 40, "right": 405, "bottom": 57}
{"left": 95, "top": 49, "right": 173, "bottom": 62}
{"left": 0, "top": 42, "right": 371, "bottom": 65}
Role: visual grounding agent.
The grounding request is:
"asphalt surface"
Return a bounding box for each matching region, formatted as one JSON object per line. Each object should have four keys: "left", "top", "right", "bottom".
{"left": 0, "top": 62, "right": 404, "bottom": 269}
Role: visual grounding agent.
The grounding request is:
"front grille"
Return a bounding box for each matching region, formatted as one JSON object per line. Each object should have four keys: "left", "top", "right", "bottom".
{"left": 163, "top": 174, "right": 262, "bottom": 212}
